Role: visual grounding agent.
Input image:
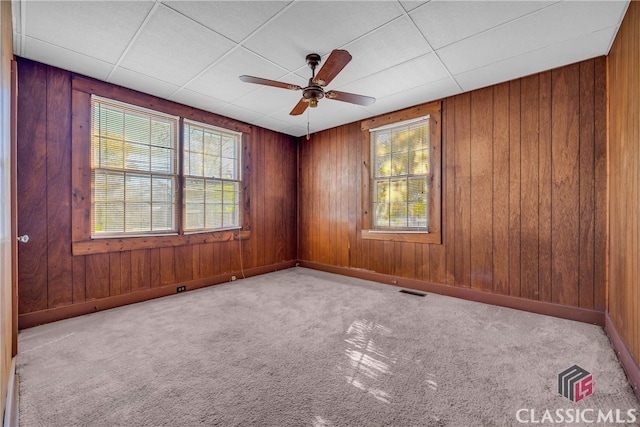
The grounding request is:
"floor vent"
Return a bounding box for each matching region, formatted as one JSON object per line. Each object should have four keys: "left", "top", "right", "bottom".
{"left": 399, "top": 289, "right": 426, "bottom": 297}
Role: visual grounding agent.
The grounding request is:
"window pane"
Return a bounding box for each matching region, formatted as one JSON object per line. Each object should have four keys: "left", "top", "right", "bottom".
{"left": 125, "top": 142, "right": 150, "bottom": 172}
{"left": 152, "top": 203, "right": 174, "bottom": 230}
{"left": 375, "top": 180, "right": 389, "bottom": 203}
{"left": 102, "top": 139, "right": 124, "bottom": 169}
{"left": 391, "top": 152, "right": 408, "bottom": 176}
{"left": 186, "top": 203, "right": 205, "bottom": 230}
{"left": 375, "top": 154, "right": 391, "bottom": 178}
{"left": 183, "top": 120, "right": 242, "bottom": 232}
{"left": 151, "top": 119, "right": 172, "bottom": 148}
{"left": 390, "top": 203, "right": 407, "bottom": 227}
{"left": 203, "top": 154, "right": 220, "bottom": 178}
{"left": 370, "top": 115, "right": 430, "bottom": 231}
{"left": 91, "top": 96, "right": 177, "bottom": 236}
{"left": 408, "top": 178, "right": 426, "bottom": 203}
{"left": 409, "top": 149, "right": 429, "bottom": 175}
{"left": 126, "top": 202, "right": 151, "bottom": 232}
{"left": 208, "top": 203, "right": 223, "bottom": 229}
{"left": 373, "top": 203, "right": 389, "bottom": 228}
{"left": 152, "top": 177, "right": 173, "bottom": 203}
{"left": 151, "top": 147, "right": 173, "bottom": 174}
{"left": 391, "top": 128, "right": 409, "bottom": 153}
{"left": 390, "top": 179, "right": 407, "bottom": 202}
{"left": 124, "top": 112, "right": 150, "bottom": 145}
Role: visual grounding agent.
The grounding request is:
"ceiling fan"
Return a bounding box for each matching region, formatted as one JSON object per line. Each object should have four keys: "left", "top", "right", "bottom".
{"left": 239, "top": 49, "right": 375, "bottom": 116}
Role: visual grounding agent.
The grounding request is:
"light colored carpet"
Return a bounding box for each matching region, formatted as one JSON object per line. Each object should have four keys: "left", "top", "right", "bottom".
{"left": 17, "top": 267, "right": 639, "bottom": 426}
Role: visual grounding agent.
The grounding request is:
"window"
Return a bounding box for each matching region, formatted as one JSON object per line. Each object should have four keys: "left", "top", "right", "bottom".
{"left": 361, "top": 102, "right": 441, "bottom": 244}
{"left": 89, "top": 96, "right": 243, "bottom": 239}
{"left": 370, "top": 116, "right": 430, "bottom": 230}
{"left": 91, "top": 96, "right": 178, "bottom": 236}
{"left": 183, "top": 120, "right": 242, "bottom": 232}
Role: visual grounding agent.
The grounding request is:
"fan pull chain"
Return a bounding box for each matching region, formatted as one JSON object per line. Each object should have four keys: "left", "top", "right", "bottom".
{"left": 306, "top": 108, "right": 310, "bottom": 140}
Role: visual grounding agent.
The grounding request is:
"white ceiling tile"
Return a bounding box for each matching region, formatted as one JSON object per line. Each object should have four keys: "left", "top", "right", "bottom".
{"left": 169, "top": 88, "right": 227, "bottom": 113}
{"left": 218, "top": 104, "right": 265, "bottom": 126}
{"left": 243, "top": 1, "right": 405, "bottom": 71}
{"left": 328, "top": 16, "right": 432, "bottom": 88}
{"left": 119, "top": 5, "right": 236, "bottom": 86}
{"left": 187, "top": 47, "right": 305, "bottom": 103}
{"left": 453, "top": 27, "right": 618, "bottom": 93}
{"left": 340, "top": 53, "right": 450, "bottom": 99}
{"left": 399, "top": 1, "right": 430, "bottom": 12}
{"left": 163, "top": 1, "right": 290, "bottom": 43}
{"left": 280, "top": 124, "right": 309, "bottom": 137}
{"left": 410, "top": 0, "right": 555, "bottom": 50}
{"left": 251, "top": 114, "right": 298, "bottom": 135}
{"left": 437, "top": 0, "right": 629, "bottom": 75}
{"left": 24, "top": 37, "right": 113, "bottom": 81}
{"left": 233, "top": 85, "right": 307, "bottom": 116}
{"left": 13, "top": 0, "right": 630, "bottom": 135}
{"left": 362, "top": 77, "right": 462, "bottom": 117}
{"left": 24, "top": 1, "right": 154, "bottom": 63}
{"left": 303, "top": 103, "right": 370, "bottom": 134}
{"left": 108, "top": 67, "right": 180, "bottom": 99}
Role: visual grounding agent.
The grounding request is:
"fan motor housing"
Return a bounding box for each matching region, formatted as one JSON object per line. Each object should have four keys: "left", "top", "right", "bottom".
{"left": 303, "top": 85, "right": 324, "bottom": 101}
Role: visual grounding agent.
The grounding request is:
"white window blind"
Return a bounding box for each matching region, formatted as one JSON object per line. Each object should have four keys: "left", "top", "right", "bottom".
{"left": 91, "top": 96, "right": 178, "bottom": 236}
{"left": 183, "top": 120, "right": 242, "bottom": 232}
{"left": 370, "top": 115, "right": 430, "bottom": 230}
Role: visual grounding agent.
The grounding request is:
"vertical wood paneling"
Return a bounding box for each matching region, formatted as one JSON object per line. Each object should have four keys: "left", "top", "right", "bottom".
{"left": 551, "top": 64, "right": 580, "bottom": 307}
{"left": 72, "top": 255, "right": 86, "bottom": 303}
{"left": 17, "top": 60, "right": 48, "bottom": 313}
{"left": 109, "top": 252, "right": 122, "bottom": 296}
{"left": 508, "top": 79, "right": 522, "bottom": 298}
{"left": 469, "top": 88, "right": 493, "bottom": 292}
{"left": 85, "top": 253, "right": 110, "bottom": 300}
{"left": 578, "top": 60, "right": 595, "bottom": 309}
{"left": 298, "top": 58, "right": 606, "bottom": 313}
{"left": 538, "top": 71, "right": 553, "bottom": 303}
{"left": 17, "top": 59, "right": 297, "bottom": 319}
{"left": 442, "top": 98, "right": 456, "bottom": 286}
{"left": 593, "top": 57, "right": 607, "bottom": 313}
{"left": 120, "top": 251, "right": 131, "bottom": 295}
{"left": 454, "top": 93, "right": 471, "bottom": 288}
{"left": 46, "top": 67, "right": 73, "bottom": 308}
{"left": 492, "top": 83, "right": 510, "bottom": 295}
{"left": 131, "top": 249, "right": 150, "bottom": 291}
{"left": 609, "top": 1, "right": 640, "bottom": 363}
{"left": 520, "top": 74, "right": 540, "bottom": 300}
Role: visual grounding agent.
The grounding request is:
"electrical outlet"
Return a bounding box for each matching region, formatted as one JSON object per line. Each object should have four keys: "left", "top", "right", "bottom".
{"left": 176, "top": 286, "right": 186, "bottom": 293}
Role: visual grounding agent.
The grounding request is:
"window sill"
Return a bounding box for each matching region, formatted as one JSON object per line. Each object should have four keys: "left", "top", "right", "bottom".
{"left": 72, "top": 229, "right": 250, "bottom": 256}
{"left": 361, "top": 230, "right": 442, "bottom": 244}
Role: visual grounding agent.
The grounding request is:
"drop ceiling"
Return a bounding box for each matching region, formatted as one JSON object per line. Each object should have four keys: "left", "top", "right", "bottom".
{"left": 12, "top": 0, "right": 629, "bottom": 137}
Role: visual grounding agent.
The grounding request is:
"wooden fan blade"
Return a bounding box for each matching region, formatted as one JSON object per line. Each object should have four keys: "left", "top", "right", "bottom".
{"left": 325, "top": 90, "right": 375, "bottom": 106}
{"left": 312, "top": 50, "right": 352, "bottom": 86}
{"left": 290, "top": 98, "right": 309, "bottom": 116}
{"left": 239, "top": 75, "right": 302, "bottom": 91}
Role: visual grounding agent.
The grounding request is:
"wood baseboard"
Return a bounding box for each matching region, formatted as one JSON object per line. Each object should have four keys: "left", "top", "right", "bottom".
{"left": 298, "top": 260, "right": 605, "bottom": 326}
{"left": 18, "top": 260, "right": 296, "bottom": 329}
{"left": 605, "top": 313, "right": 640, "bottom": 400}
{"left": 3, "top": 357, "right": 18, "bottom": 427}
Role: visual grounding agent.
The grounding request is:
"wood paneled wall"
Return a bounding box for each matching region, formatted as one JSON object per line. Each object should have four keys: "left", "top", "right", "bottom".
{"left": 608, "top": 0, "right": 640, "bottom": 366}
{"left": 299, "top": 58, "right": 607, "bottom": 311}
{"left": 16, "top": 59, "right": 297, "bottom": 325}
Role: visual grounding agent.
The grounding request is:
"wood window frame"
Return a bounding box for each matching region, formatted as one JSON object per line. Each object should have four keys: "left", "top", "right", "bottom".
{"left": 71, "top": 75, "right": 252, "bottom": 255}
{"left": 360, "top": 101, "right": 442, "bottom": 244}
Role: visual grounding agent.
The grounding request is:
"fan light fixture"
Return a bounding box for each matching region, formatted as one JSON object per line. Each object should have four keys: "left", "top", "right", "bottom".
{"left": 239, "top": 49, "right": 375, "bottom": 116}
